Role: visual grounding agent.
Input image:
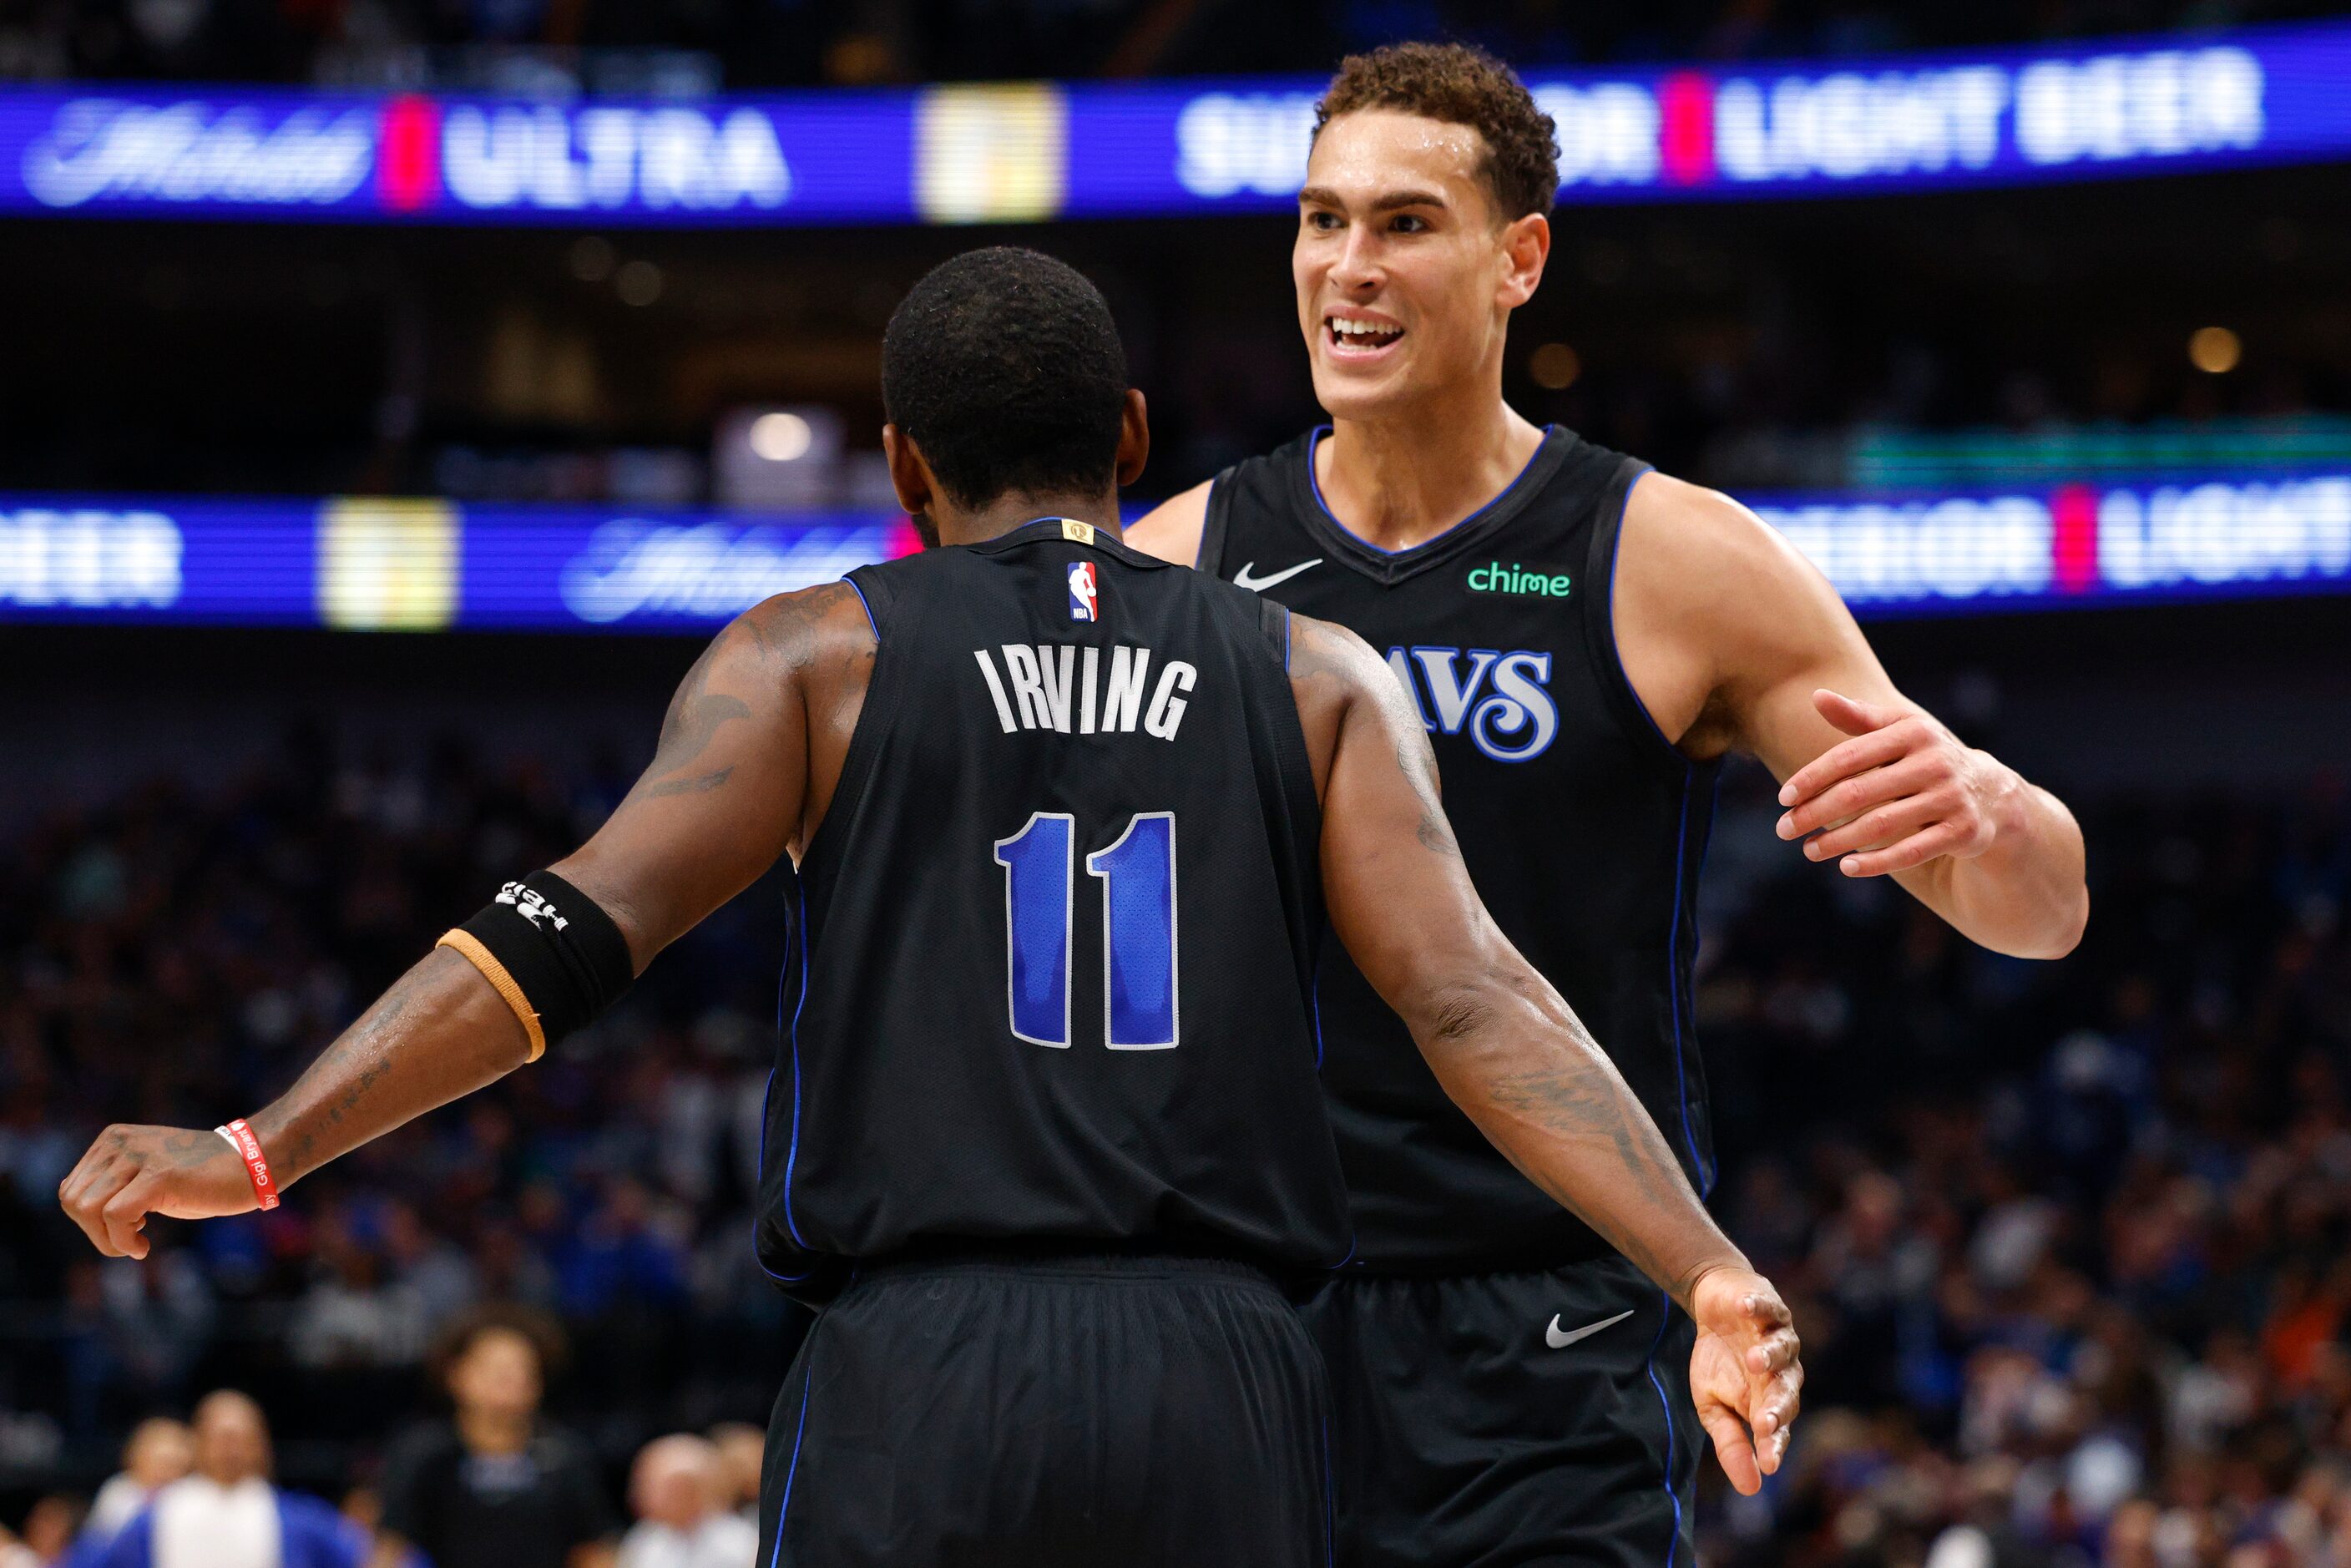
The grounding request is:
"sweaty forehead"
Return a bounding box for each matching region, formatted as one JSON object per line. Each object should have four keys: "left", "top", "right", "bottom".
{"left": 1306, "top": 109, "right": 1489, "bottom": 203}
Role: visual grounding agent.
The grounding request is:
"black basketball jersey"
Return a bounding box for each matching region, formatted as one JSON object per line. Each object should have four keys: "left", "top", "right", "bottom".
{"left": 754, "top": 518, "right": 1350, "bottom": 1302}
{"left": 1200, "top": 427, "right": 1722, "bottom": 1272}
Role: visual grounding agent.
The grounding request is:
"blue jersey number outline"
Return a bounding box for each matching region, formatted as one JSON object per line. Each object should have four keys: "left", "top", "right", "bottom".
{"left": 994, "top": 811, "right": 1179, "bottom": 1050}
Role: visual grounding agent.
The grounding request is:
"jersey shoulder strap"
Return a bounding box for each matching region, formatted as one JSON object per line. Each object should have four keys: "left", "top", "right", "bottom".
{"left": 1255, "top": 589, "right": 1291, "bottom": 669}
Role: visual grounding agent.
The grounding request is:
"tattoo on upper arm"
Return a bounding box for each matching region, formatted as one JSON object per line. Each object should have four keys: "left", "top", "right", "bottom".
{"left": 747, "top": 580, "right": 857, "bottom": 658}
{"left": 1294, "top": 617, "right": 1464, "bottom": 861}
{"left": 629, "top": 584, "right": 868, "bottom": 807}
{"left": 634, "top": 637, "right": 754, "bottom": 801}
{"left": 639, "top": 766, "right": 736, "bottom": 799}
{"left": 1285, "top": 619, "right": 1342, "bottom": 689}
{"left": 1396, "top": 734, "right": 1460, "bottom": 859}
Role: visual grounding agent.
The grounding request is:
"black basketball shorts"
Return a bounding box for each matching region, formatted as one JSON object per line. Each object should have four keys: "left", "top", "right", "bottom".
{"left": 1302, "top": 1252, "right": 1701, "bottom": 1568}
{"left": 757, "top": 1252, "right": 1333, "bottom": 1567}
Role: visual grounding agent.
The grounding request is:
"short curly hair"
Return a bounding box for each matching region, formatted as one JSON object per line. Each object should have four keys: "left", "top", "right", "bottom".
{"left": 429, "top": 1302, "right": 569, "bottom": 1391}
{"left": 882, "top": 246, "right": 1129, "bottom": 512}
{"left": 1314, "top": 43, "right": 1560, "bottom": 222}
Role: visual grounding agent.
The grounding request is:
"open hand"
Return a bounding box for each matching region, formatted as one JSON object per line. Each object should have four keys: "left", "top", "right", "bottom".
{"left": 58, "top": 1125, "right": 259, "bottom": 1259}
{"left": 1687, "top": 1267, "right": 1802, "bottom": 1494}
{"left": 1774, "top": 690, "right": 2015, "bottom": 878}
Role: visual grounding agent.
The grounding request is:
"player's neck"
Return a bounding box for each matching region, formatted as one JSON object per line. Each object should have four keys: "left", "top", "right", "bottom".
{"left": 1319, "top": 395, "right": 1546, "bottom": 554}
{"left": 933, "top": 490, "right": 1125, "bottom": 548}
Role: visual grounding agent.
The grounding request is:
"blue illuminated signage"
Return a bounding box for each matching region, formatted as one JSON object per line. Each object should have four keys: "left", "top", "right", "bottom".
{"left": 0, "top": 483, "right": 2341, "bottom": 631}
{"left": 1, "top": 20, "right": 2346, "bottom": 225}
{"left": 0, "top": 89, "right": 912, "bottom": 224}
{"left": 0, "top": 499, "right": 922, "bottom": 629}
{"left": 1754, "top": 475, "right": 2351, "bottom": 615}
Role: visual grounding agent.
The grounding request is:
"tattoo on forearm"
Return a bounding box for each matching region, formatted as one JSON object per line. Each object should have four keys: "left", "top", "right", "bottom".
{"left": 276, "top": 982, "right": 417, "bottom": 1172}
{"left": 250, "top": 948, "right": 538, "bottom": 1190}
{"left": 1457, "top": 1004, "right": 1719, "bottom": 1298}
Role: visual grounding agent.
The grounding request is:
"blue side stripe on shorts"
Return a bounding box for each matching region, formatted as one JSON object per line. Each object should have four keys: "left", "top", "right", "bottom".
{"left": 1321, "top": 1412, "right": 1336, "bottom": 1568}
{"left": 766, "top": 1357, "right": 815, "bottom": 1568}
{"left": 1642, "top": 1291, "right": 1686, "bottom": 1568}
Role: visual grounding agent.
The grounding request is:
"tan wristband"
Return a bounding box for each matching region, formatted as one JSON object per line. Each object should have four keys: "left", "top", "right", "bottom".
{"left": 437, "top": 929, "right": 548, "bottom": 1062}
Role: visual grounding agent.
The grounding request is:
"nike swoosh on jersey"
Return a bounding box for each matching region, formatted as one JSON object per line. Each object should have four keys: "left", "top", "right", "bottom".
{"left": 1545, "top": 1308, "right": 1636, "bottom": 1349}
{"left": 1232, "top": 559, "right": 1322, "bottom": 592}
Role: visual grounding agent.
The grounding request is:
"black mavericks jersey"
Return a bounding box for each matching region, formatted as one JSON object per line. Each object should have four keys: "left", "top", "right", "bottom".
{"left": 1201, "top": 427, "right": 1721, "bottom": 1272}
{"left": 756, "top": 518, "right": 1348, "bottom": 1302}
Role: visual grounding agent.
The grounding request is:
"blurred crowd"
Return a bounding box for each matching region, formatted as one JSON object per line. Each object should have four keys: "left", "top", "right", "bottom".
{"left": 1691, "top": 776, "right": 2351, "bottom": 1565}
{"left": 0, "top": 723, "right": 2347, "bottom": 1565}
{"left": 0, "top": 0, "right": 2340, "bottom": 93}
{"left": 0, "top": 735, "right": 806, "bottom": 1504}
{"left": 0, "top": 1312, "right": 766, "bottom": 1568}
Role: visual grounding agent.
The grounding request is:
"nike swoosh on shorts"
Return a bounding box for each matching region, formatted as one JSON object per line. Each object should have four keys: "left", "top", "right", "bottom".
{"left": 1545, "top": 1308, "right": 1636, "bottom": 1349}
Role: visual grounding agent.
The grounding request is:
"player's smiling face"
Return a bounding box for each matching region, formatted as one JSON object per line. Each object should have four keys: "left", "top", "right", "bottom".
{"left": 1294, "top": 109, "right": 1546, "bottom": 421}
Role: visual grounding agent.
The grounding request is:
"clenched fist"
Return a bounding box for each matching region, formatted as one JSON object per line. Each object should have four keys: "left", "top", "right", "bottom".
{"left": 58, "top": 1124, "right": 260, "bottom": 1259}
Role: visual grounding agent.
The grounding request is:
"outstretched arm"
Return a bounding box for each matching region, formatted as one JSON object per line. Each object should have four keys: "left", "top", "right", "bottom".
{"left": 1290, "top": 615, "right": 1802, "bottom": 1491}
{"left": 1618, "top": 474, "right": 2087, "bottom": 959}
{"left": 58, "top": 584, "right": 869, "bottom": 1258}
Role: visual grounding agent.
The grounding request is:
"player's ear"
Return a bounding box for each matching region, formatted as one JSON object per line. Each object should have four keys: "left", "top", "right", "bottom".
{"left": 1498, "top": 211, "right": 1549, "bottom": 310}
{"left": 1114, "top": 388, "right": 1150, "bottom": 489}
{"left": 882, "top": 423, "right": 938, "bottom": 518}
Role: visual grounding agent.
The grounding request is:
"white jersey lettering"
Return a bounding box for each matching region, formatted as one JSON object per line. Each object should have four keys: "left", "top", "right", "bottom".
{"left": 1001, "top": 642, "right": 1049, "bottom": 730}
{"left": 1034, "top": 643, "right": 1076, "bottom": 733}
{"left": 973, "top": 648, "right": 1019, "bottom": 733}
{"left": 1103, "top": 645, "right": 1151, "bottom": 733}
{"left": 1144, "top": 661, "right": 1198, "bottom": 741}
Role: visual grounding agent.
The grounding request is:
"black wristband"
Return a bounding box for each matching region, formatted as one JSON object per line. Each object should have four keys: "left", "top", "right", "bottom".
{"left": 440, "top": 872, "right": 633, "bottom": 1059}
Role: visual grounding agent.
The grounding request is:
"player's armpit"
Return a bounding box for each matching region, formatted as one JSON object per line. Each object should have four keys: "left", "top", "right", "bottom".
{"left": 1294, "top": 615, "right": 1747, "bottom": 1310}
{"left": 1119, "top": 481, "right": 1211, "bottom": 566}
{"left": 551, "top": 581, "right": 875, "bottom": 971}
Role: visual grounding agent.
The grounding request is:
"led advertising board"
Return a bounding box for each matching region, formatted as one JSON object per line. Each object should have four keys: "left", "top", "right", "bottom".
{"left": 2, "top": 21, "right": 2345, "bottom": 225}
{"left": 1, "top": 479, "right": 2342, "bottom": 631}
{"left": 0, "top": 499, "right": 923, "bottom": 630}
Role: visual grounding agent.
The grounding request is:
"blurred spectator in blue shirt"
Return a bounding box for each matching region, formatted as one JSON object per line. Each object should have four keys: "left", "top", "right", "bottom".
{"left": 90, "top": 1393, "right": 363, "bottom": 1568}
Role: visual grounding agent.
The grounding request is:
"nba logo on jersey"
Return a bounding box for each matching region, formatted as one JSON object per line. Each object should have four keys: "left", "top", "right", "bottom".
{"left": 1068, "top": 561, "right": 1100, "bottom": 622}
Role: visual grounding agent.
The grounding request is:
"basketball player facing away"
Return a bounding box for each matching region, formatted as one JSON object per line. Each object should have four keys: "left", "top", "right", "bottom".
{"left": 1126, "top": 46, "right": 2090, "bottom": 1568}
{"left": 59, "top": 250, "right": 1802, "bottom": 1566}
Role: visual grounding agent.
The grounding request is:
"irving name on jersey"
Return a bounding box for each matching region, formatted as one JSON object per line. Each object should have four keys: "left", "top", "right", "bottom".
{"left": 973, "top": 642, "right": 1201, "bottom": 742}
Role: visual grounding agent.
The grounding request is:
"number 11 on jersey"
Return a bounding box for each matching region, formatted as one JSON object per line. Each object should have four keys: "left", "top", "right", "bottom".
{"left": 994, "top": 812, "right": 1179, "bottom": 1050}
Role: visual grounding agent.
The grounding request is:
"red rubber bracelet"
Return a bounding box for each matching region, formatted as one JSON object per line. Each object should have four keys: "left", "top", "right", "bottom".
{"left": 215, "top": 1119, "right": 281, "bottom": 1211}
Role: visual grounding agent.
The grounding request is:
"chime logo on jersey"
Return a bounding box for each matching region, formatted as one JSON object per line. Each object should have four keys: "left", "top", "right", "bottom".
{"left": 1384, "top": 646, "right": 1560, "bottom": 763}
{"left": 1068, "top": 561, "right": 1100, "bottom": 621}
